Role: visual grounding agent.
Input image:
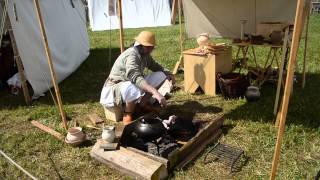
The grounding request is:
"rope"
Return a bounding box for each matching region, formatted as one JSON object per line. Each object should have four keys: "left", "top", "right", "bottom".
{"left": 0, "top": 150, "right": 38, "bottom": 180}
{"left": 0, "top": 0, "right": 8, "bottom": 46}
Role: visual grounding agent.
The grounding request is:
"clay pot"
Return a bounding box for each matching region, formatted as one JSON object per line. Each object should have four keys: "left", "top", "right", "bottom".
{"left": 66, "top": 127, "right": 85, "bottom": 142}
{"left": 270, "top": 31, "right": 283, "bottom": 45}
{"left": 197, "top": 33, "right": 209, "bottom": 47}
{"left": 245, "top": 86, "right": 261, "bottom": 102}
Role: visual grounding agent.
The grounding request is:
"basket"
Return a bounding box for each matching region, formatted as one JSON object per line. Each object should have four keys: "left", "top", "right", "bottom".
{"left": 217, "top": 73, "right": 250, "bottom": 99}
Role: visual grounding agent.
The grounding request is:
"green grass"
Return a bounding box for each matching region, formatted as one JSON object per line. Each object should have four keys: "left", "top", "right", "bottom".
{"left": 1, "top": 15, "right": 320, "bottom": 179}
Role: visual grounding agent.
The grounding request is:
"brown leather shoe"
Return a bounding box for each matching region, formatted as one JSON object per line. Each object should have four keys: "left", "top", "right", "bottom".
{"left": 122, "top": 112, "right": 133, "bottom": 125}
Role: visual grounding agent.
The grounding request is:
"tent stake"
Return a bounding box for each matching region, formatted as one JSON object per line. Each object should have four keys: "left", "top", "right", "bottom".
{"left": 33, "top": 0, "right": 68, "bottom": 130}
{"left": 117, "top": 0, "right": 124, "bottom": 53}
{"left": 270, "top": 0, "right": 307, "bottom": 179}
{"left": 302, "top": 2, "right": 310, "bottom": 89}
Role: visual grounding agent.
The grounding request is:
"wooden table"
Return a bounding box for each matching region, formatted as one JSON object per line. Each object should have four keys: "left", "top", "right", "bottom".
{"left": 233, "top": 42, "right": 282, "bottom": 70}
{"left": 183, "top": 47, "right": 232, "bottom": 96}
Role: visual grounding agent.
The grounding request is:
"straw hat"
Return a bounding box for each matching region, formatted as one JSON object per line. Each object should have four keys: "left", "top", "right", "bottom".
{"left": 135, "top": 31, "right": 156, "bottom": 46}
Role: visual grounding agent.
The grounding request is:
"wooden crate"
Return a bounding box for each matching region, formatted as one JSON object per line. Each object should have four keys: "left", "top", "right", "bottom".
{"left": 103, "top": 106, "right": 123, "bottom": 122}
{"left": 183, "top": 47, "right": 232, "bottom": 96}
{"left": 90, "top": 113, "right": 224, "bottom": 179}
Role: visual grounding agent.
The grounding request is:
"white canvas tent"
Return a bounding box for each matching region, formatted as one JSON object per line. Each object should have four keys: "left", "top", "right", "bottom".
{"left": 87, "top": 0, "right": 172, "bottom": 31}
{"left": 0, "top": 0, "right": 90, "bottom": 97}
{"left": 183, "top": 0, "right": 298, "bottom": 38}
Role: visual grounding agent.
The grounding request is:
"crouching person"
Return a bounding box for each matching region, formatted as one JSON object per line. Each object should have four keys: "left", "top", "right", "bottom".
{"left": 100, "top": 31, "right": 175, "bottom": 125}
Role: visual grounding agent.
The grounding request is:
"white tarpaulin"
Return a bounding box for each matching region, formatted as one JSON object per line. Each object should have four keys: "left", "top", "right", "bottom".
{"left": 5, "top": 0, "right": 89, "bottom": 96}
{"left": 88, "top": 0, "right": 172, "bottom": 31}
{"left": 183, "top": 0, "right": 297, "bottom": 38}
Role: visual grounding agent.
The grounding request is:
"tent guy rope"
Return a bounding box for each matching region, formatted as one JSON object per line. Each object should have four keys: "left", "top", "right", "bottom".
{"left": 0, "top": 150, "right": 38, "bottom": 180}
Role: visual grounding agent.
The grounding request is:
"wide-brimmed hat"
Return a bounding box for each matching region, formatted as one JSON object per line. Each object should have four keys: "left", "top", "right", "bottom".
{"left": 134, "top": 31, "right": 156, "bottom": 46}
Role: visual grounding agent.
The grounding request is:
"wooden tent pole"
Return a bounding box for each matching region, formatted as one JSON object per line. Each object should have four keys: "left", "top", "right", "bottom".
{"left": 6, "top": 16, "right": 32, "bottom": 105}
{"left": 270, "top": 0, "right": 306, "bottom": 179}
{"left": 33, "top": 0, "right": 68, "bottom": 130}
{"left": 117, "top": 0, "right": 124, "bottom": 53}
{"left": 172, "top": 0, "right": 183, "bottom": 75}
{"left": 302, "top": 2, "right": 310, "bottom": 89}
{"left": 273, "top": 27, "right": 289, "bottom": 116}
{"left": 171, "top": 0, "right": 178, "bottom": 24}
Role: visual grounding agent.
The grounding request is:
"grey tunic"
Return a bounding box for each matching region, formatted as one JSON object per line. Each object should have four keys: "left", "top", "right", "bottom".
{"left": 104, "top": 46, "right": 167, "bottom": 106}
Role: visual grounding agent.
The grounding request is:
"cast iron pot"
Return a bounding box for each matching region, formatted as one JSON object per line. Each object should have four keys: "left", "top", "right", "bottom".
{"left": 134, "top": 117, "right": 166, "bottom": 141}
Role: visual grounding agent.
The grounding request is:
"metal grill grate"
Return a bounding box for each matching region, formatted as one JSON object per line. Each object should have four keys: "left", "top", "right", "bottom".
{"left": 204, "top": 142, "right": 247, "bottom": 173}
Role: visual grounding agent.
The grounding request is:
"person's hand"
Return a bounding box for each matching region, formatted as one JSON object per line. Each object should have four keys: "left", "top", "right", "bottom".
{"left": 167, "top": 74, "right": 176, "bottom": 85}
{"left": 153, "top": 91, "right": 167, "bottom": 107}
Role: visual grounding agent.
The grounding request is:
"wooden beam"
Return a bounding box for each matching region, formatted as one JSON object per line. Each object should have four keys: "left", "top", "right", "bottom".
{"left": 172, "top": 0, "right": 184, "bottom": 74}
{"left": 33, "top": 0, "right": 68, "bottom": 130}
{"left": 302, "top": 2, "right": 311, "bottom": 89}
{"left": 117, "top": 0, "right": 124, "bottom": 53}
{"left": 270, "top": 0, "right": 307, "bottom": 179}
{"left": 31, "top": 120, "right": 64, "bottom": 141}
{"left": 171, "top": 0, "right": 178, "bottom": 24}
{"left": 90, "top": 139, "right": 168, "bottom": 180}
{"left": 6, "top": 16, "right": 32, "bottom": 105}
{"left": 273, "top": 27, "right": 290, "bottom": 117}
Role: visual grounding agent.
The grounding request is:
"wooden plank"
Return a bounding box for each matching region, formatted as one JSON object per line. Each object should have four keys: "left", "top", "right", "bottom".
{"left": 127, "top": 147, "right": 169, "bottom": 170}
{"left": 270, "top": 0, "right": 308, "bottom": 179}
{"left": 33, "top": 0, "right": 68, "bottom": 130}
{"left": 176, "top": 129, "right": 222, "bottom": 169}
{"left": 87, "top": 113, "right": 104, "bottom": 125}
{"left": 31, "top": 120, "right": 64, "bottom": 141}
{"left": 90, "top": 140, "right": 168, "bottom": 180}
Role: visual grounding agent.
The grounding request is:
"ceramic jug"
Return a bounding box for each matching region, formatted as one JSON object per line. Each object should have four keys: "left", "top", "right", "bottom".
{"left": 245, "top": 86, "right": 260, "bottom": 102}
{"left": 102, "top": 126, "right": 115, "bottom": 143}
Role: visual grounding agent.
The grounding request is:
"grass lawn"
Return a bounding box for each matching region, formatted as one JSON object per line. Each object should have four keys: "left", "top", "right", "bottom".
{"left": 1, "top": 15, "right": 320, "bottom": 179}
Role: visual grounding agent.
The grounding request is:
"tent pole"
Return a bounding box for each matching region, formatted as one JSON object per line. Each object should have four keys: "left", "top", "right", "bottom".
{"left": 273, "top": 27, "right": 289, "bottom": 117}
{"left": 302, "top": 2, "right": 310, "bottom": 89}
{"left": 171, "top": 0, "right": 178, "bottom": 25}
{"left": 6, "top": 15, "right": 32, "bottom": 105}
{"left": 33, "top": 0, "right": 68, "bottom": 130}
{"left": 270, "top": 0, "right": 306, "bottom": 179}
{"left": 117, "top": 0, "right": 124, "bottom": 53}
{"left": 172, "top": 0, "right": 183, "bottom": 75}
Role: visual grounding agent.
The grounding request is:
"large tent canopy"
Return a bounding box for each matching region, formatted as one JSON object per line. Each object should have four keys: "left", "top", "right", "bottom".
{"left": 183, "top": 0, "right": 298, "bottom": 38}
{"left": 88, "top": 0, "right": 172, "bottom": 31}
{"left": 0, "top": 0, "right": 89, "bottom": 97}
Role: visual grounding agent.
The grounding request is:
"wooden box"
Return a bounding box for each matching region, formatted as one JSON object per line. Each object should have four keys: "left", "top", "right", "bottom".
{"left": 257, "top": 22, "right": 288, "bottom": 39}
{"left": 103, "top": 106, "right": 123, "bottom": 122}
{"left": 183, "top": 46, "right": 232, "bottom": 96}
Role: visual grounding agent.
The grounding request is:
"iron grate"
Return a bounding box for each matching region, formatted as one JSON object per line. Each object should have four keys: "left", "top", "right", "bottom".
{"left": 204, "top": 142, "right": 248, "bottom": 173}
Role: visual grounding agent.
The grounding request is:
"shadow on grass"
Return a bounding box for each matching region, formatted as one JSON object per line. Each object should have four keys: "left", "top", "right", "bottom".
{"left": 160, "top": 100, "right": 223, "bottom": 120}
{"left": 0, "top": 47, "right": 120, "bottom": 109}
{"left": 225, "top": 72, "right": 320, "bottom": 129}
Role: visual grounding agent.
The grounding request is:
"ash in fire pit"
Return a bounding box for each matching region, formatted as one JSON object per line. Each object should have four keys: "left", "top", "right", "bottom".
{"left": 120, "top": 115, "right": 200, "bottom": 158}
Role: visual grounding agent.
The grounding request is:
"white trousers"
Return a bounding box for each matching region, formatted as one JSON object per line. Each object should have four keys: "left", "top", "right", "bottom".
{"left": 100, "top": 71, "right": 167, "bottom": 107}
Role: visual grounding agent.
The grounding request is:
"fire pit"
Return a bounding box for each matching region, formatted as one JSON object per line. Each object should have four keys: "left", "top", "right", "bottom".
{"left": 90, "top": 113, "right": 224, "bottom": 179}
{"left": 120, "top": 116, "right": 199, "bottom": 158}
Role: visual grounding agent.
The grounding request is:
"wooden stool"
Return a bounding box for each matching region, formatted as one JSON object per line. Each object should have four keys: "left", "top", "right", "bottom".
{"left": 103, "top": 106, "right": 123, "bottom": 122}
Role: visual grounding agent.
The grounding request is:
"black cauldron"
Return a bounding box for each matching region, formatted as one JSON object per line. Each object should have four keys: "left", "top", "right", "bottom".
{"left": 134, "top": 117, "right": 166, "bottom": 141}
